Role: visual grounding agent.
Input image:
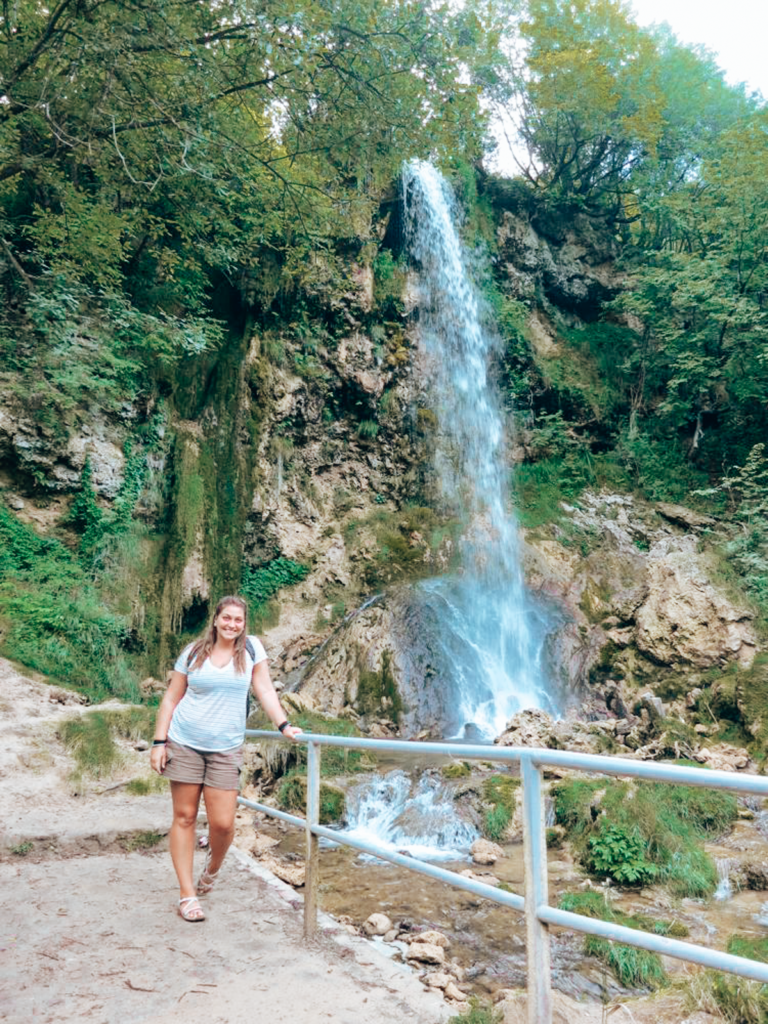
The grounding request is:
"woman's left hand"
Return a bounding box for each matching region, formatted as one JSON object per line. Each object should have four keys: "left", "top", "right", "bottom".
{"left": 281, "top": 725, "right": 303, "bottom": 743}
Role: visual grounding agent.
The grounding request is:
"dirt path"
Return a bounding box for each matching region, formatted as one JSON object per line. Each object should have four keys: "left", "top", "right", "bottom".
{"left": 0, "top": 659, "right": 450, "bottom": 1023}
{"left": 0, "top": 846, "right": 450, "bottom": 1024}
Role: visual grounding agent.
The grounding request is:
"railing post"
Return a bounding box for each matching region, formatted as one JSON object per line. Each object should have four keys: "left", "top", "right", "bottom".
{"left": 521, "top": 753, "right": 552, "bottom": 1024}
{"left": 304, "top": 740, "right": 321, "bottom": 938}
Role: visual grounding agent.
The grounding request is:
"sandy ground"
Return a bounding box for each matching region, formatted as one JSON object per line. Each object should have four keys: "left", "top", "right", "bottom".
{"left": 0, "top": 658, "right": 450, "bottom": 1023}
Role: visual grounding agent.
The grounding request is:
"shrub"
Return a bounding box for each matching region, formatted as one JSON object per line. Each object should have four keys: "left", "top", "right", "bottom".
{"left": 277, "top": 774, "right": 346, "bottom": 824}
{"left": 481, "top": 774, "right": 519, "bottom": 840}
{"left": 0, "top": 504, "right": 140, "bottom": 700}
{"left": 551, "top": 776, "right": 737, "bottom": 896}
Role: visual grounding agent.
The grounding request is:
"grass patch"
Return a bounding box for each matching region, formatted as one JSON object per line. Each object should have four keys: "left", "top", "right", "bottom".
{"left": 125, "top": 775, "right": 168, "bottom": 796}
{"left": 559, "top": 891, "right": 676, "bottom": 989}
{"left": 447, "top": 997, "right": 502, "bottom": 1024}
{"left": 552, "top": 776, "right": 737, "bottom": 896}
{"left": 442, "top": 761, "right": 472, "bottom": 779}
{"left": 687, "top": 970, "right": 768, "bottom": 1024}
{"left": 344, "top": 505, "right": 460, "bottom": 586}
{"left": 58, "top": 706, "right": 156, "bottom": 780}
{"left": 10, "top": 840, "right": 34, "bottom": 856}
{"left": 277, "top": 774, "right": 346, "bottom": 824}
{"left": 481, "top": 774, "right": 519, "bottom": 840}
{"left": 118, "top": 830, "right": 165, "bottom": 852}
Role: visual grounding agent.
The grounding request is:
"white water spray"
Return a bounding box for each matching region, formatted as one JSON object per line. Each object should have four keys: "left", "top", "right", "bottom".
{"left": 342, "top": 770, "right": 479, "bottom": 862}
{"left": 402, "top": 160, "right": 553, "bottom": 738}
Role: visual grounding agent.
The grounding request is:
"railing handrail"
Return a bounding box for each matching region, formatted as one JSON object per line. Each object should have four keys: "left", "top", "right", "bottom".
{"left": 241, "top": 728, "right": 768, "bottom": 1022}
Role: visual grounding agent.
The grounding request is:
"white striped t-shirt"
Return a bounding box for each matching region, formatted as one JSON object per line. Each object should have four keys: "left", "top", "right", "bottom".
{"left": 168, "top": 636, "right": 267, "bottom": 752}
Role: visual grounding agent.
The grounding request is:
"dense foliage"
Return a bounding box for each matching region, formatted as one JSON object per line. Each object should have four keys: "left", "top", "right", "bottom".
{"left": 1, "top": 0, "right": 766, "bottom": 689}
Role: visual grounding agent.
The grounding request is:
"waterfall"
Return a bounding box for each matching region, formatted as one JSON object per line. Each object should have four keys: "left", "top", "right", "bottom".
{"left": 402, "top": 160, "right": 553, "bottom": 739}
{"left": 341, "top": 770, "right": 479, "bottom": 862}
{"left": 714, "top": 858, "right": 738, "bottom": 901}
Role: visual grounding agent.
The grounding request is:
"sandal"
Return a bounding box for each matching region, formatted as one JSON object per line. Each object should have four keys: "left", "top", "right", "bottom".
{"left": 196, "top": 854, "right": 220, "bottom": 895}
{"left": 178, "top": 895, "right": 205, "bottom": 922}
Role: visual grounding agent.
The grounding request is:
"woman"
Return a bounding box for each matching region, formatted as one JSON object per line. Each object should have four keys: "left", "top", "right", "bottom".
{"left": 150, "top": 595, "right": 301, "bottom": 921}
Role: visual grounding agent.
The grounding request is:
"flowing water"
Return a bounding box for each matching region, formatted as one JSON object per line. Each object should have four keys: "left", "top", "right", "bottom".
{"left": 401, "top": 159, "right": 553, "bottom": 740}
{"left": 341, "top": 770, "right": 479, "bottom": 862}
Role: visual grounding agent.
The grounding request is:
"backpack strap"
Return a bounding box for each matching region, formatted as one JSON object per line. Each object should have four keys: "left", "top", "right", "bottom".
{"left": 244, "top": 637, "right": 256, "bottom": 720}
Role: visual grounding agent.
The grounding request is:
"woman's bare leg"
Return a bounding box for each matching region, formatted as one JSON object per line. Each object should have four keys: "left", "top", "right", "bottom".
{"left": 201, "top": 786, "right": 238, "bottom": 876}
{"left": 169, "top": 781, "right": 203, "bottom": 898}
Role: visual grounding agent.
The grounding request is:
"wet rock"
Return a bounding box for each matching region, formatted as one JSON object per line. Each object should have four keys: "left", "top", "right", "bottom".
{"left": 471, "top": 839, "right": 503, "bottom": 866}
{"left": 363, "top": 913, "right": 393, "bottom": 936}
{"left": 383, "top": 929, "right": 399, "bottom": 943}
{"left": 460, "top": 869, "right": 501, "bottom": 887}
{"left": 406, "top": 942, "right": 446, "bottom": 966}
{"left": 249, "top": 833, "right": 280, "bottom": 857}
{"left": 742, "top": 863, "right": 768, "bottom": 890}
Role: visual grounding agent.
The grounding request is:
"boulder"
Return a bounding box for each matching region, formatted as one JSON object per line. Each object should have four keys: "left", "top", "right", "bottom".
{"left": 362, "top": 913, "right": 393, "bottom": 937}
{"left": 405, "top": 942, "right": 446, "bottom": 966}
{"left": 471, "top": 839, "right": 504, "bottom": 866}
{"left": 635, "top": 543, "right": 757, "bottom": 668}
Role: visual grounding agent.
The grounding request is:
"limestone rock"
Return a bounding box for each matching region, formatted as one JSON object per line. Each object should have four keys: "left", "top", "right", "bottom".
{"left": 259, "top": 854, "right": 305, "bottom": 887}
{"left": 362, "top": 913, "right": 393, "bottom": 937}
{"left": 635, "top": 543, "right": 757, "bottom": 668}
{"left": 423, "top": 972, "right": 453, "bottom": 990}
{"left": 460, "top": 869, "right": 501, "bottom": 887}
{"left": 656, "top": 502, "right": 717, "bottom": 530}
{"left": 415, "top": 929, "right": 450, "bottom": 948}
{"left": 405, "top": 942, "right": 446, "bottom": 966}
{"left": 471, "top": 839, "right": 504, "bottom": 866}
{"left": 249, "top": 833, "right": 280, "bottom": 857}
{"left": 443, "top": 982, "right": 465, "bottom": 1002}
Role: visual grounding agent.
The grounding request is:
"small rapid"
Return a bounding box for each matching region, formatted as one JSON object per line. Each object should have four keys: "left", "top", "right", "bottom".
{"left": 339, "top": 770, "right": 479, "bottom": 862}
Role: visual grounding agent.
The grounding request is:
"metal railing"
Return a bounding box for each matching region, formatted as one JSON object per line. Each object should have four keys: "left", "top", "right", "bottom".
{"left": 240, "top": 730, "right": 768, "bottom": 1023}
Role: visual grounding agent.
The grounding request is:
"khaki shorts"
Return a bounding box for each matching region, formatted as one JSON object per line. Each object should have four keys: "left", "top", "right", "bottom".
{"left": 162, "top": 739, "right": 243, "bottom": 791}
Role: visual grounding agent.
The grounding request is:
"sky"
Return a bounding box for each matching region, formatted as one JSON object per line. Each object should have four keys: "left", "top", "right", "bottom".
{"left": 630, "top": 0, "right": 768, "bottom": 99}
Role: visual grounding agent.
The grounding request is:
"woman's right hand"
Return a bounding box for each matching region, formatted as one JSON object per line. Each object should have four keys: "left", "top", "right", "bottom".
{"left": 150, "top": 744, "right": 168, "bottom": 774}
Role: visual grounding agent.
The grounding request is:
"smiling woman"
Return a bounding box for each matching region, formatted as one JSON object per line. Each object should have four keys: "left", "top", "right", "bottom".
{"left": 149, "top": 594, "right": 302, "bottom": 922}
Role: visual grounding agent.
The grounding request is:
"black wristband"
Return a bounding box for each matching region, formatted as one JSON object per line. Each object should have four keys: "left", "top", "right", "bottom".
{"left": 277, "top": 721, "right": 290, "bottom": 733}
{"left": 152, "top": 739, "right": 167, "bottom": 746}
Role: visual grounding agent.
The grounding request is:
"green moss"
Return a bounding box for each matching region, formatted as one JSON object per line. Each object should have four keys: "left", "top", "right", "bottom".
{"left": 10, "top": 841, "right": 34, "bottom": 856}
{"left": 356, "top": 651, "right": 403, "bottom": 724}
{"left": 481, "top": 774, "right": 519, "bottom": 840}
{"left": 441, "top": 762, "right": 472, "bottom": 779}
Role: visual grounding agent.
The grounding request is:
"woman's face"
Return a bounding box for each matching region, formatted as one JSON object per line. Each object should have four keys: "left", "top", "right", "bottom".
{"left": 215, "top": 604, "right": 245, "bottom": 640}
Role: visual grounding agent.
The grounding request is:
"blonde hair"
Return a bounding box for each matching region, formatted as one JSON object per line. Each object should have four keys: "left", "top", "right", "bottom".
{"left": 186, "top": 595, "right": 249, "bottom": 674}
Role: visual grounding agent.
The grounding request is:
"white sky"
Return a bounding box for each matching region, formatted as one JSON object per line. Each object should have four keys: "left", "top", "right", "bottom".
{"left": 630, "top": 0, "right": 768, "bottom": 99}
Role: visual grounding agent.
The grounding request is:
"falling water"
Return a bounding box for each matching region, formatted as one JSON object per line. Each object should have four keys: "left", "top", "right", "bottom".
{"left": 402, "top": 160, "right": 553, "bottom": 739}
